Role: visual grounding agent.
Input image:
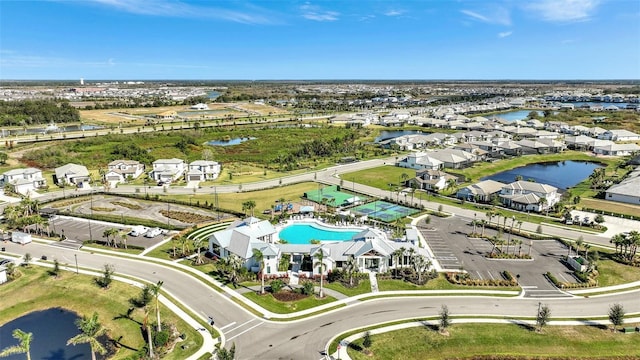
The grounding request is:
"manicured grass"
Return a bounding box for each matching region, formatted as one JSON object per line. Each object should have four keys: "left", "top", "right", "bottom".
{"left": 243, "top": 291, "right": 337, "bottom": 314}
{"left": 377, "top": 274, "right": 520, "bottom": 292}
{"left": 346, "top": 323, "right": 640, "bottom": 360}
{"left": 596, "top": 258, "right": 640, "bottom": 287}
{"left": 324, "top": 280, "right": 372, "bottom": 297}
{"left": 169, "top": 181, "right": 320, "bottom": 215}
{"left": 84, "top": 243, "right": 144, "bottom": 255}
{"left": 0, "top": 266, "right": 202, "bottom": 360}
{"left": 580, "top": 198, "right": 640, "bottom": 219}
{"left": 345, "top": 165, "right": 413, "bottom": 192}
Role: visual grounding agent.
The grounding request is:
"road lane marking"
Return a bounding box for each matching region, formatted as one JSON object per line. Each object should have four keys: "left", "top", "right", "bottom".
{"left": 219, "top": 322, "right": 236, "bottom": 331}
{"left": 225, "top": 321, "right": 263, "bottom": 341}
{"left": 225, "top": 319, "right": 257, "bottom": 334}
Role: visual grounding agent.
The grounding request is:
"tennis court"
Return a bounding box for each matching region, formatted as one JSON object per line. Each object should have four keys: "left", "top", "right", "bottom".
{"left": 351, "top": 200, "right": 419, "bottom": 222}
{"left": 304, "top": 185, "right": 364, "bottom": 207}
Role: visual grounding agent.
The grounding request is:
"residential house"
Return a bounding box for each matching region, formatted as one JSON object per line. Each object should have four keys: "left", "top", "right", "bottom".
{"left": 599, "top": 129, "right": 640, "bottom": 141}
{"left": 499, "top": 181, "right": 560, "bottom": 212}
{"left": 397, "top": 152, "right": 444, "bottom": 171}
{"left": 151, "top": 158, "right": 186, "bottom": 183}
{"left": 105, "top": 160, "right": 145, "bottom": 184}
{"left": 494, "top": 140, "right": 523, "bottom": 156}
{"left": 1, "top": 168, "right": 47, "bottom": 196}
{"left": 456, "top": 180, "right": 505, "bottom": 202}
{"left": 605, "top": 168, "right": 640, "bottom": 205}
{"left": 564, "top": 135, "right": 595, "bottom": 150}
{"left": 593, "top": 143, "right": 640, "bottom": 156}
{"left": 54, "top": 163, "right": 91, "bottom": 187}
{"left": 409, "top": 169, "right": 457, "bottom": 192}
{"left": 186, "top": 160, "right": 221, "bottom": 181}
{"left": 429, "top": 148, "right": 476, "bottom": 169}
{"left": 588, "top": 126, "right": 607, "bottom": 138}
{"left": 208, "top": 217, "right": 280, "bottom": 273}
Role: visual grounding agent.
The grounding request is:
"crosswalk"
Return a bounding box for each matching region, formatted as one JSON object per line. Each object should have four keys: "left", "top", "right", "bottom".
{"left": 49, "top": 238, "right": 83, "bottom": 250}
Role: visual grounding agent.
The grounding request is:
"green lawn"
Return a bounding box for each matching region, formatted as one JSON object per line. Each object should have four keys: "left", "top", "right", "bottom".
{"left": 0, "top": 266, "right": 202, "bottom": 360}
{"left": 324, "top": 280, "right": 372, "bottom": 297}
{"left": 166, "top": 181, "right": 320, "bottom": 216}
{"left": 346, "top": 323, "right": 640, "bottom": 359}
{"left": 596, "top": 258, "right": 640, "bottom": 287}
{"left": 243, "top": 291, "right": 337, "bottom": 314}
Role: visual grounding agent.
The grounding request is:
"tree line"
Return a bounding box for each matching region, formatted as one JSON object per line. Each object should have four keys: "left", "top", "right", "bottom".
{"left": 0, "top": 99, "right": 80, "bottom": 126}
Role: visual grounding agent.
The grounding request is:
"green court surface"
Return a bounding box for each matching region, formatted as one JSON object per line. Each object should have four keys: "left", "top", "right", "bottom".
{"left": 304, "top": 185, "right": 365, "bottom": 207}
{"left": 351, "top": 200, "right": 418, "bottom": 222}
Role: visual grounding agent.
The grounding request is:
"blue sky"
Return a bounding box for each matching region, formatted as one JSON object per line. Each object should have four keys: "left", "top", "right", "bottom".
{"left": 1, "top": 0, "right": 639, "bottom": 80}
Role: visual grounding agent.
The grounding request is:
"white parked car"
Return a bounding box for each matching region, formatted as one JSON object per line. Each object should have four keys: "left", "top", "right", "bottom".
{"left": 129, "top": 226, "right": 149, "bottom": 237}
{"left": 145, "top": 227, "right": 162, "bottom": 238}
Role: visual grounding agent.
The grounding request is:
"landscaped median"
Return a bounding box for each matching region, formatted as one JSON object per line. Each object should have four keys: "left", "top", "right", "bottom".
{"left": 327, "top": 317, "right": 640, "bottom": 360}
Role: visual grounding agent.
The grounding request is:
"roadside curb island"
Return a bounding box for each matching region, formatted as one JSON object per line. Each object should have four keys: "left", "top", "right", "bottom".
{"left": 327, "top": 316, "right": 640, "bottom": 360}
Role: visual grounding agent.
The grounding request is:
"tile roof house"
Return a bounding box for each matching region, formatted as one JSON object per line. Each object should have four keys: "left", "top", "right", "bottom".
{"left": 397, "top": 152, "right": 444, "bottom": 171}
{"left": 409, "top": 169, "right": 457, "bottom": 191}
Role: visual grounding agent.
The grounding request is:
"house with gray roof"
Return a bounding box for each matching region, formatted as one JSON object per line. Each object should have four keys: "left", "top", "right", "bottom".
{"left": 599, "top": 129, "right": 640, "bottom": 142}
{"left": 456, "top": 180, "right": 505, "bottom": 202}
{"left": 105, "top": 160, "right": 145, "bottom": 184}
{"left": 593, "top": 143, "right": 640, "bottom": 156}
{"left": 1, "top": 168, "right": 47, "bottom": 196}
{"left": 499, "top": 181, "right": 560, "bottom": 212}
{"left": 397, "top": 152, "right": 443, "bottom": 171}
{"left": 54, "top": 163, "right": 90, "bottom": 187}
{"left": 151, "top": 158, "right": 186, "bottom": 183}
{"left": 605, "top": 167, "right": 640, "bottom": 205}
{"left": 186, "top": 160, "right": 221, "bottom": 181}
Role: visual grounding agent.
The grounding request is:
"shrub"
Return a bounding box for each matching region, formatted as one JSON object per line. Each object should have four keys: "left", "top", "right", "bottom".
{"left": 300, "top": 281, "right": 314, "bottom": 296}
{"left": 270, "top": 279, "right": 285, "bottom": 294}
{"left": 153, "top": 329, "right": 170, "bottom": 348}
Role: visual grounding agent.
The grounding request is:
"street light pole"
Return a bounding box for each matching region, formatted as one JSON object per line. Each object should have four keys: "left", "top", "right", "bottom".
{"left": 74, "top": 254, "right": 79, "bottom": 274}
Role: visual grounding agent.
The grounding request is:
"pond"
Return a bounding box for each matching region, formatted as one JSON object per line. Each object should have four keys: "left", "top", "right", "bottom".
{"left": 493, "top": 110, "right": 544, "bottom": 122}
{"left": 481, "top": 160, "right": 603, "bottom": 190}
{"left": 0, "top": 308, "right": 99, "bottom": 360}
{"left": 375, "top": 130, "right": 424, "bottom": 142}
{"left": 207, "top": 137, "right": 256, "bottom": 146}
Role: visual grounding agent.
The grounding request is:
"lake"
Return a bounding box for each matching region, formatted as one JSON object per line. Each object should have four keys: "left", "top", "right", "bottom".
{"left": 207, "top": 137, "right": 256, "bottom": 146}
{"left": 375, "top": 130, "right": 424, "bottom": 142}
{"left": 482, "top": 161, "right": 603, "bottom": 190}
{"left": 493, "top": 110, "right": 544, "bottom": 122}
{"left": 0, "top": 308, "right": 98, "bottom": 360}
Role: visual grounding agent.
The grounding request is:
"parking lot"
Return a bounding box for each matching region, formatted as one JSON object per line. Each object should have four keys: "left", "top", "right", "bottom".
{"left": 418, "top": 215, "right": 577, "bottom": 297}
{"left": 47, "top": 216, "right": 168, "bottom": 249}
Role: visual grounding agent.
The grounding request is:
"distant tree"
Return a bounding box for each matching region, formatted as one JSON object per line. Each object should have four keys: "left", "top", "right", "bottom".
{"left": 609, "top": 303, "right": 625, "bottom": 331}
{"left": 536, "top": 304, "right": 551, "bottom": 332}
{"left": 96, "top": 264, "right": 115, "bottom": 289}
{"left": 0, "top": 151, "right": 8, "bottom": 165}
{"left": 439, "top": 304, "right": 451, "bottom": 334}
{"left": 22, "top": 253, "right": 32, "bottom": 267}
{"left": 50, "top": 259, "right": 61, "bottom": 278}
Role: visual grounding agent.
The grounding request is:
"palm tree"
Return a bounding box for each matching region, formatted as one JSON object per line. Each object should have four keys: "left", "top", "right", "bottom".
{"left": 151, "top": 281, "right": 164, "bottom": 332}
{"left": 400, "top": 173, "right": 409, "bottom": 187}
{"left": 225, "top": 254, "right": 243, "bottom": 286}
{"left": 119, "top": 232, "right": 128, "bottom": 250}
{"left": 193, "top": 237, "right": 205, "bottom": 265}
{"left": 252, "top": 248, "right": 266, "bottom": 294}
{"left": 67, "top": 312, "right": 107, "bottom": 360}
{"left": 0, "top": 329, "right": 33, "bottom": 360}
{"left": 480, "top": 220, "right": 487, "bottom": 237}
{"left": 344, "top": 256, "right": 358, "bottom": 286}
{"left": 314, "top": 248, "right": 326, "bottom": 298}
{"left": 143, "top": 305, "right": 154, "bottom": 358}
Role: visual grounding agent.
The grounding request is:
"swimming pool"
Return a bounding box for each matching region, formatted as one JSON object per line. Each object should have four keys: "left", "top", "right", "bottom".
{"left": 278, "top": 223, "right": 361, "bottom": 244}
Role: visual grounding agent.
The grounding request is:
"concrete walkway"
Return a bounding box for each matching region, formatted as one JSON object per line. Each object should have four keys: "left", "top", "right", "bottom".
{"left": 368, "top": 272, "right": 379, "bottom": 293}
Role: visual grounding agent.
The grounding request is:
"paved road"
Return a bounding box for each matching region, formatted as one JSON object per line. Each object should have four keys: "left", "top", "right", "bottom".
{"left": 3, "top": 240, "right": 640, "bottom": 359}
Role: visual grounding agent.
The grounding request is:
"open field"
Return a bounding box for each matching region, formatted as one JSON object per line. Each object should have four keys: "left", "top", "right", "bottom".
{"left": 346, "top": 323, "right": 640, "bottom": 359}
{"left": 169, "top": 181, "right": 321, "bottom": 215}
{"left": 0, "top": 266, "right": 202, "bottom": 360}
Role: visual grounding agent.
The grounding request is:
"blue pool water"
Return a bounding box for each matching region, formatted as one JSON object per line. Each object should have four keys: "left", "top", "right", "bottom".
{"left": 279, "top": 223, "right": 361, "bottom": 244}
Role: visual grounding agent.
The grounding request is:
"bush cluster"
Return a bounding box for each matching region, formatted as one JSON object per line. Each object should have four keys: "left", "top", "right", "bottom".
{"left": 446, "top": 272, "right": 517, "bottom": 287}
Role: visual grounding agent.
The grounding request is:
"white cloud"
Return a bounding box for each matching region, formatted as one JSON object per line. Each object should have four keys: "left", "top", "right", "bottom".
{"left": 83, "top": 0, "right": 275, "bottom": 24}
{"left": 526, "top": 0, "right": 600, "bottom": 22}
{"left": 461, "top": 7, "right": 511, "bottom": 26}
{"left": 300, "top": 3, "right": 339, "bottom": 21}
{"left": 498, "top": 31, "right": 513, "bottom": 38}
{"left": 384, "top": 10, "right": 405, "bottom": 17}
